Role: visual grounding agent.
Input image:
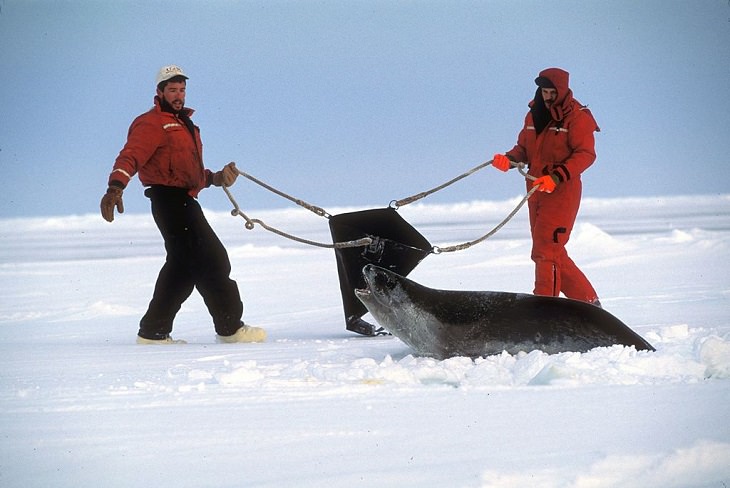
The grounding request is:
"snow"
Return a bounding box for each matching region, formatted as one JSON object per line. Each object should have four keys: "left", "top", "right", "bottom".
{"left": 1, "top": 194, "right": 729, "bottom": 487}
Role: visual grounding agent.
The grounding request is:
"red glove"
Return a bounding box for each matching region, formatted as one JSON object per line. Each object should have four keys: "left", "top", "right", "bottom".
{"left": 532, "top": 175, "right": 558, "bottom": 193}
{"left": 492, "top": 154, "right": 511, "bottom": 172}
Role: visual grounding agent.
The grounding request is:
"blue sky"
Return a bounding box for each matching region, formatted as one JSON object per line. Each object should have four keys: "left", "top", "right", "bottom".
{"left": 1, "top": 0, "right": 728, "bottom": 218}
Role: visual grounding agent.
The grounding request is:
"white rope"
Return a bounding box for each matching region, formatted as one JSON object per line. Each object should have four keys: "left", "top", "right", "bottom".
{"left": 221, "top": 160, "right": 540, "bottom": 253}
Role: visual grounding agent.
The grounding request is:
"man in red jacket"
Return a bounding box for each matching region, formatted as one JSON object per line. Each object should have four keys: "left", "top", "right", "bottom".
{"left": 100, "top": 65, "right": 266, "bottom": 344}
{"left": 492, "top": 67, "right": 601, "bottom": 306}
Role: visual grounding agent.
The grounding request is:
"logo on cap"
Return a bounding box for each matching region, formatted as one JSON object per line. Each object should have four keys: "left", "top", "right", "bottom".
{"left": 156, "top": 65, "right": 189, "bottom": 85}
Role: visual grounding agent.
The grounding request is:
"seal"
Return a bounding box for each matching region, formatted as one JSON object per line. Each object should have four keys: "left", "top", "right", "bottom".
{"left": 355, "top": 264, "right": 655, "bottom": 359}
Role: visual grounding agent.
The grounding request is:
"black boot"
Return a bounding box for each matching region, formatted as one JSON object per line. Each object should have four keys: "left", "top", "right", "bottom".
{"left": 346, "top": 315, "right": 390, "bottom": 337}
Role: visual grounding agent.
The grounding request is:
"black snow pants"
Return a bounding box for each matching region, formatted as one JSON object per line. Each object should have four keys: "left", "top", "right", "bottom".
{"left": 138, "top": 186, "right": 243, "bottom": 339}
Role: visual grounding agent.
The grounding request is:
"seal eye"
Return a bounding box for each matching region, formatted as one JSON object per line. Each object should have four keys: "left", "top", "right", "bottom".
{"left": 385, "top": 274, "right": 398, "bottom": 291}
{"left": 371, "top": 269, "right": 395, "bottom": 291}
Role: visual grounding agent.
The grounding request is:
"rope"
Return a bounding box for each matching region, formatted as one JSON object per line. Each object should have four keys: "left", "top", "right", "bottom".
{"left": 394, "top": 160, "right": 539, "bottom": 253}
{"left": 222, "top": 185, "right": 371, "bottom": 249}
{"left": 433, "top": 184, "right": 539, "bottom": 253}
{"left": 221, "top": 160, "right": 541, "bottom": 253}
{"left": 392, "top": 159, "right": 535, "bottom": 208}
{"left": 391, "top": 160, "right": 493, "bottom": 208}
{"left": 233, "top": 168, "right": 331, "bottom": 218}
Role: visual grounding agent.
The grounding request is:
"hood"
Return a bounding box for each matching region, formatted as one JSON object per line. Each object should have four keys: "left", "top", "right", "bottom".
{"left": 535, "top": 68, "right": 570, "bottom": 104}
{"left": 534, "top": 67, "right": 573, "bottom": 122}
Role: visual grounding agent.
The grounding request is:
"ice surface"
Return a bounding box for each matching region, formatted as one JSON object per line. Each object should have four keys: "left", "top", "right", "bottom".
{"left": 1, "top": 195, "right": 728, "bottom": 487}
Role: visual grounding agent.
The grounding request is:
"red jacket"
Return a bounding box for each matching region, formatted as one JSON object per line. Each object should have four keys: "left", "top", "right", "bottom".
{"left": 108, "top": 97, "right": 212, "bottom": 197}
{"left": 506, "top": 68, "right": 600, "bottom": 184}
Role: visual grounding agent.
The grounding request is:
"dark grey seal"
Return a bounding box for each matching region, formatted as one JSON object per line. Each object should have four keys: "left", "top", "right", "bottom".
{"left": 355, "top": 265, "right": 655, "bottom": 359}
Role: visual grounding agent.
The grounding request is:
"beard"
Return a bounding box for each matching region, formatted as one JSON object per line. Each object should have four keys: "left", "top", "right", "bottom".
{"left": 159, "top": 95, "right": 184, "bottom": 114}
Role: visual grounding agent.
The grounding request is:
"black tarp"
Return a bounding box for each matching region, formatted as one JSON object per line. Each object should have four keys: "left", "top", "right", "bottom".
{"left": 329, "top": 207, "right": 432, "bottom": 324}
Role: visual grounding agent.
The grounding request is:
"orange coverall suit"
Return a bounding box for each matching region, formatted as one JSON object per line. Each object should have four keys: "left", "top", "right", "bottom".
{"left": 506, "top": 68, "right": 600, "bottom": 303}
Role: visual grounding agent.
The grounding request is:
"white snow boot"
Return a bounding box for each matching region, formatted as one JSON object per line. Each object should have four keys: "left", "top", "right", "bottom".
{"left": 217, "top": 324, "right": 267, "bottom": 343}
{"left": 136, "top": 335, "right": 187, "bottom": 345}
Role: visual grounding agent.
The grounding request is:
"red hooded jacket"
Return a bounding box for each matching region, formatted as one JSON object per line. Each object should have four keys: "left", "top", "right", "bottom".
{"left": 108, "top": 97, "right": 212, "bottom": 197}
{"left": 506, "top": 68, "right": 600, "bottom": 184}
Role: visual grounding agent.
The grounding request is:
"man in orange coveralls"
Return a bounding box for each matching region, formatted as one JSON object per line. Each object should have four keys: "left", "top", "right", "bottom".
{"left": 100, "top": 65, "right": 267, "bottom": 344}
{"left": 492, "top": 67, "right": 601, "bottom": 306}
